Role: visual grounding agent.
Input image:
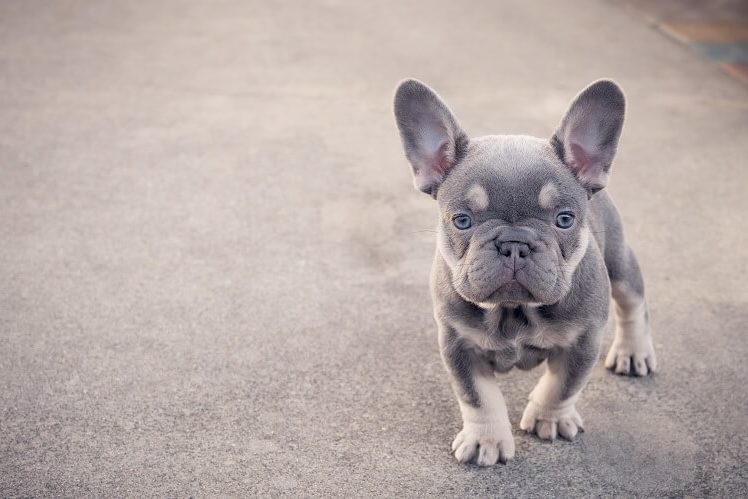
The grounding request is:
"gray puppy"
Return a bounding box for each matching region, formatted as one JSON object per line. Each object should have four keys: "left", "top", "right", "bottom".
{"left": 393, "top": 79, "right": 657, "bottom": 466}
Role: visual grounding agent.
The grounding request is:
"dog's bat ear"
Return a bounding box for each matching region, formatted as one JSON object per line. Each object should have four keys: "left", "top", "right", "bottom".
{"left": 551, "top": 79, "right": 626, "bottom": 193}
{"left": 394, "top": 79, "right": 469, "bottom": 197}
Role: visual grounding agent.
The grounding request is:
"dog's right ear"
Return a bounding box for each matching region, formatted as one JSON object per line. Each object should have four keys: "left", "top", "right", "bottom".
{"left": 394, "top": 79, "right": 469, "bottom": 197}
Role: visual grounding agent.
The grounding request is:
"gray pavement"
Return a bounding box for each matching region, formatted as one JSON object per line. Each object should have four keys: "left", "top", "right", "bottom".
{"left": 1, "top": 0, "right": 747, "bottom": 496}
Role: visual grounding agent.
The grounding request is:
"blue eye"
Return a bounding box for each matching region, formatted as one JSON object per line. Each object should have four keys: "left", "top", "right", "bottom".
{"left": 452, "top": 214, "right": 472, "bottom": 230}
{"left": 555, "top": 212, "right": 575, "bottom": 229}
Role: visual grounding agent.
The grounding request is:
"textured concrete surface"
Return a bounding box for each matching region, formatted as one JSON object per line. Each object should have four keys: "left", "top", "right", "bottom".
{"left": 1, "top": 0, "right": 747, "bottom": 496}
{"left": 623, "top": 0, "right": 748, "bottom": 86}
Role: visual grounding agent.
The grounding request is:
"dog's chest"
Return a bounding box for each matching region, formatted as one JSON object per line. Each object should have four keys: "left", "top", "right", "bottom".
{"left": 463, "top": 306, "right": 561, "bottom": 372}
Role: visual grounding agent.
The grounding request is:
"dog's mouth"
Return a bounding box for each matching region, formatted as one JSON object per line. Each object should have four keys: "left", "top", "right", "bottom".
{"left": 457, "top": 247, "right": 565, "bottom": 307}
{"left": 482, "top": 280, "right": 535, "bottom": 305}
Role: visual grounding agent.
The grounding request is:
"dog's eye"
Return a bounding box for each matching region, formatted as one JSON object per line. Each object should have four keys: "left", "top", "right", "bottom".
{"left": 555, "top": 212, "right": 575, "bottom": 229}
{"left": 452, "top": 214, "right": 472, "bottom": 230}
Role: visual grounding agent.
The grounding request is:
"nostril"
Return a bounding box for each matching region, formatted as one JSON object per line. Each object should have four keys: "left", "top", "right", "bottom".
{"left": 496, "top": 241, "right": 511, "bottom": 257}
{"left": 496, "top": 240, "right": 532, "bottom": 259}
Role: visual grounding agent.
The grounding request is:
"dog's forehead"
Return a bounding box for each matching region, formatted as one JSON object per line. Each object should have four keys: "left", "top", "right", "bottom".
{"left": 439, "top": 135, "right": 584, "bottom": 213}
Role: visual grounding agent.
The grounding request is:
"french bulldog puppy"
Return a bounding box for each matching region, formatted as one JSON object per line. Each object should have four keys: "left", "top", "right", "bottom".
{"left": 393, "top": 79, "right": 657, "bottom": 466}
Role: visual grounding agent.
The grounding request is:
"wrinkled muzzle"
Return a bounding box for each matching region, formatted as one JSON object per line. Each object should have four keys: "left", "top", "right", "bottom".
{"left": 451, "top": 226, "right": 571, "bottom": 305}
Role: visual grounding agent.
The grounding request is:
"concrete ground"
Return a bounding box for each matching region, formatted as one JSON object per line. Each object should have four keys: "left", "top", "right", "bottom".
{"left": 1, "top": 0, "right": 746, "bottom": 496}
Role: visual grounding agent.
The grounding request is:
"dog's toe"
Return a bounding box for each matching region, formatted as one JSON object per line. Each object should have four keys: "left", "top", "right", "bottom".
{"left": 557, "top": 419, "right": 578, "bottom": 440}
{"left": 520, "top": 401, "right": 584, "bottom": 443}
{"left": 535, "top": 420, "right": 557, "bottom": 440}
{"left": 605, "top": 336, "right": 657, "bottom": 377}
{"left": 451, "top": 423, "right": 514, "bottom": 466}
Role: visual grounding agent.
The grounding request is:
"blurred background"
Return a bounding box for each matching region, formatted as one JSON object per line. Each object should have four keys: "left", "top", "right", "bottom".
{"left": 1, "top": 0, "right": 746, "bottom": 496}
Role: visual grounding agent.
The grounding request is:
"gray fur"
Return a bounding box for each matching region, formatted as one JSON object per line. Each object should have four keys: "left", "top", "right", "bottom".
{"left": 394, "top": 79, "right": 469, "bottom": 196}
{"left": 439, "top": 325, "right": 482, "bottom": 407}
{"left": 394, "top": 78, "right": 657, "bottom": 466}
{"left": 551, "top": 80, "right": 626, "bottom": 192}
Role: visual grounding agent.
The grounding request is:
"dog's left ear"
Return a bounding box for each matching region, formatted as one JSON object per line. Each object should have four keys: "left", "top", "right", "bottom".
{"left": 552, "top": 79, "right": 625, "bottom": 192}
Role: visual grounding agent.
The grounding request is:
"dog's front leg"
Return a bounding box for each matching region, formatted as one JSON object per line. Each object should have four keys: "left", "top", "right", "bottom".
{"left": 520, "top": 328, "right": 601, "bottom": 441}
{"left": 438, "top": 324, "right": 515, "bottom": 465}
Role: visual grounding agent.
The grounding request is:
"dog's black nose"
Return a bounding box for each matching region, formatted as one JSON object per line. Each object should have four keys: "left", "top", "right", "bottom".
{"left": 496, "top": 240, "right": 531, "bottom": 259}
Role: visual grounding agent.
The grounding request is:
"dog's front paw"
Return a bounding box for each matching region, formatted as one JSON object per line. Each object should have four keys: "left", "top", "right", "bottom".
{"left": 451, "top": 421, "right": 515, "bottom": 466}
{"left": 519, "top": 400, "right": 584, "bottom": 441}
{"left": 605, "top": 333, "right": 657, "bottom": 376}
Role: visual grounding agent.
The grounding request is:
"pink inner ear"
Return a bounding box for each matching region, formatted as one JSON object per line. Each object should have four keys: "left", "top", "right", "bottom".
{"left": 433, "top": 141, "right": 451, "bottom": 174}
{"left": 569, "top": 142, "right": 590, "bottom": 173}
{"left": 569, "top": 142, "right": 601, "bottom": 185}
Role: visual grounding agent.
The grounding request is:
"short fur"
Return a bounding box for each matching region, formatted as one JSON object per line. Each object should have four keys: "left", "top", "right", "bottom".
{"left": 394, "top": 79, "right": 657, "bottom": 466}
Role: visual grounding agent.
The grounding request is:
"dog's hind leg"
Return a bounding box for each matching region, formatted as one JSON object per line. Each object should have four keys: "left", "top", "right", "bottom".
{"left": 605, "top": 247, "right": 657, "bottom": 376}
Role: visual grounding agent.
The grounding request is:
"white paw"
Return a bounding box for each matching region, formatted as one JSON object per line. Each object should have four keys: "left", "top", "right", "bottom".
{"left": 605, "top": 332, "right": 657, "bottom": 376}
{"left": 451, "top": 421, "right": 515, "bottom": 466}
{"left": 519, "top": 400, "right": 584, "bottom": 441}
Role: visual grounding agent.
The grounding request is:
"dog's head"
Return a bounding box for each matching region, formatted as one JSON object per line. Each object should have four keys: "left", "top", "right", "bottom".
{"left": 394, "top": 79, "right": 625, "bottom": 306}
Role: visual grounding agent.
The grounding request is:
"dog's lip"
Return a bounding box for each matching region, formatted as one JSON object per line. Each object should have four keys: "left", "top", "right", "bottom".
{"left": 481, "top": 281, "right": 535, "bottom": 304}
